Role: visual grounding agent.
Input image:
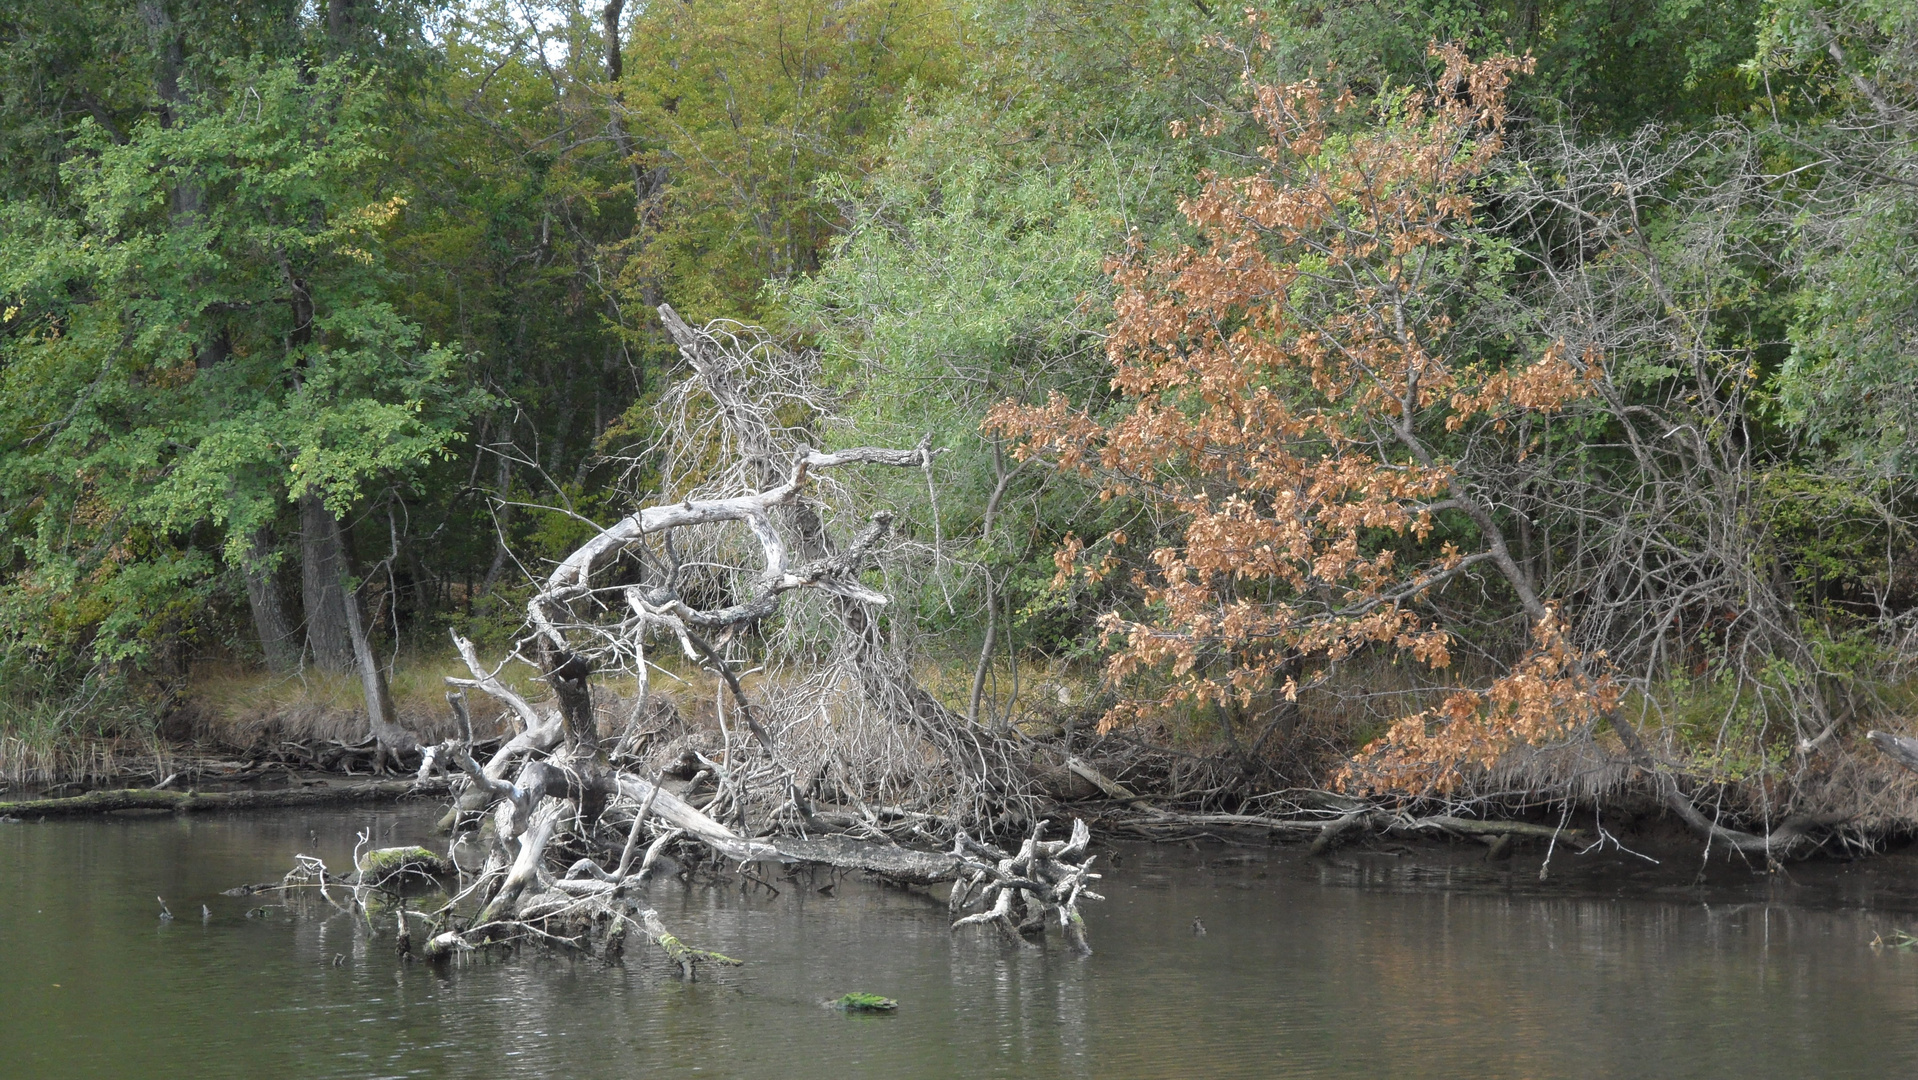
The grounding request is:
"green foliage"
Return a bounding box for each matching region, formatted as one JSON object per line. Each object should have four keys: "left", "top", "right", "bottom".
{"left": 1260, "top": 0, "right": 1766, "bottom": 130}
{"left": 1758, "top": 469, "right": 1898, "bottom": 606}
{"left": 1774, "top": 169, "right": 1918, "bottom": 471}
{"left": 1651, "top": 656, "right": 1834, "bottom": 783}
{"left": 0, "top": 0, "right": 1912, "bottom": 789}
{"left": 0, "top": 56, "right": 481, "bottom": 663}
{"left": 777, "top": 5, "right": 1226, "bottom": 659}
{"left": 787, "top": 94, "right": 1118, "bottom": 429}
{"left": 616, "top": 0, "right": 965, "bottom": 321}
{"left": 782, "top": 91, "right": 1124, "bottom": 639}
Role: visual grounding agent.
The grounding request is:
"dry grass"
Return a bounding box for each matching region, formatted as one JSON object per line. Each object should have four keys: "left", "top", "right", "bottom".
{"left": 0, "top": 669, "right": 172, "bottom": 789}
{"left": 179, "top": 654, "right": 553, "bottom": 749}
{"left": 911, "top": 654, "right": 1098, "bottom": 732}
{"left": 180, "top": 653, "right": 733, "bottom": 752}
{"left": 0, "top": 732, "right": 178, "bottom": 791}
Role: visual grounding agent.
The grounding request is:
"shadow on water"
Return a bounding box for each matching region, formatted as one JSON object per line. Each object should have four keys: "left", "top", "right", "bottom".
{"left": 5, "top": 808, "right": 1918, "bottom": 1079}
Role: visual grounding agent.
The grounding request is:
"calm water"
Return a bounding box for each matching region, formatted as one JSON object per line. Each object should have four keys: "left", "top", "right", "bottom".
{"left": 6, "top": 808, "right": 1918, "bottom": 1079}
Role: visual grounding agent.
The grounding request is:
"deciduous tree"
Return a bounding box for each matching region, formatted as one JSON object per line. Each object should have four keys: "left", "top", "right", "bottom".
{"left": 991, "top": 44, "right": 1619, "bottom": 792}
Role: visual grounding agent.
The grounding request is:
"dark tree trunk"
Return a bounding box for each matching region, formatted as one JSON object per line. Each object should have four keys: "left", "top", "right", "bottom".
{"left": 603, "top": 0, "right": 626, "bottom": 84}
{"left": 241, "top": 529, "right": 300, "bottom": 673}
{"left": 326, "top": 0, "right": 356, "bottom": 47}
{"left": 136, "top": 0, "right": 185, "bottom": 128}
{"left": 341, "top": 551, "right": 410, "bottom": 771}
{"left": 539, "top": 639, "right": 601, "bottom": 754}
{"left": 480, "top": 450, "right": 513, "bottom": 599}
{"left": 300, "top": 493, "right": 355, "bottom": 672}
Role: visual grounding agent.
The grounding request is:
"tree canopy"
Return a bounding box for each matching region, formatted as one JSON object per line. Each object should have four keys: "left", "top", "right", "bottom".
{"left": 1, "top": 0, "right": 1914, "bottom": 817}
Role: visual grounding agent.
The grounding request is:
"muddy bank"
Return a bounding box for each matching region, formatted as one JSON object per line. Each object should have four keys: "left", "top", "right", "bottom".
{"left": 5, "top": 736, "right": 1910, "bottom": 885}
{"left": 12, "top": 675, "right": 1918, "bottom": 876}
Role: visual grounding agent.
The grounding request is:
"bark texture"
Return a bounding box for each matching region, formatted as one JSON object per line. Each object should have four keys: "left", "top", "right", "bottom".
{"left": 241, "top": 529, "right": 300, "bottom": 673}
{"left": 300, "top": 493, "right": 355, "bottom": 672}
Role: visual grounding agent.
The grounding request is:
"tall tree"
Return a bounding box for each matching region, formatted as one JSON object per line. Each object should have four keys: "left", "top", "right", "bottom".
{"left": 0, "top": 54, "right": 478, "bottom": 747}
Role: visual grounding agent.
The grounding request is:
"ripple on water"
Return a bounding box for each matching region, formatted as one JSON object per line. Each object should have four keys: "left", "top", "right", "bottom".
{"left": 4, "top": 809, "right": 1918, "bottom": 1078}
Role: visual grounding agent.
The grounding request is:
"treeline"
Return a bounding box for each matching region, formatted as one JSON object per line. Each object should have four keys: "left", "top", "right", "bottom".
{"left": 2, "top": 0, "right": 1914, "bottom": 806}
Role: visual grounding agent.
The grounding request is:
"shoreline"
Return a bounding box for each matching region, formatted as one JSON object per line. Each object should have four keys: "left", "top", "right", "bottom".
{"left": 5, "top": 739, "right": 1910, "bottom": 880}
{"left": 0, "top": 775, "right": 452, "bottom": 819}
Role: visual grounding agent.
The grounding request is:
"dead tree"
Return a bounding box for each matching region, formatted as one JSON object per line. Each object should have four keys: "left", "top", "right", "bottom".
{"left": 278, "top": 308, "right": 1097, "bottom": 967}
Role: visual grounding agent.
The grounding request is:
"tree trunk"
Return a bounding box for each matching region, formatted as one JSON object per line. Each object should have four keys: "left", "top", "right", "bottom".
{"left": 241, "top": 529, "right": 299, "bottom": 673}
{"left": 326, "top": 0, "right": 357, "bottom": 48}
{"left": 136, "top": 0, "right": 186, "bottom": 129}
{"left": 301, "top": 493, "right": 355, "bottom": 672}
{"left": 309, "top": 500, "right": 412, "bottom": 771}
{"left": 602, "top": 0, "right": 626, "bottom": 84}
{"left": 539, "top": 639, "right": 601, "bottom": 755}
{"left": 479, "top": 450, "right": 513, "bottom": 600}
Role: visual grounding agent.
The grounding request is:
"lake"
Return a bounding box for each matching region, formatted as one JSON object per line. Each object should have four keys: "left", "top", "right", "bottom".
{"left": 5, "top": 806, "right": 1918, "bottom": 1078}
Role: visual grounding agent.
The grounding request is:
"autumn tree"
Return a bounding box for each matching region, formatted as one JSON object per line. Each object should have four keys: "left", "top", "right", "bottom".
{"left": 991, "top": 43, "right": 1618, "bottom": 793}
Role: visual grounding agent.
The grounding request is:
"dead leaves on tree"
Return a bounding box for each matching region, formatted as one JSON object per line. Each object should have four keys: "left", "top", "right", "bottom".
{"left": 991, "top": 44, "right": 1617, "bottom": 792}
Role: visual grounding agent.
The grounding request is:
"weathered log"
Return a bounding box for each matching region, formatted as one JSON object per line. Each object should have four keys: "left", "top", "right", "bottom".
{"left": 1403, "top": 815, "right": 1584, "bottom": 842}
{"left": 614, "top": 773, "right": 780, "bottom": 862}
{"left": 1309, "top": 809, "right": 1378, "bottom": 856}
{"left": 1868, "top": 730, "right": 1918, "bottom": 773}
{"left": 950, "top": 819, "right": 1100, "bottom": 954}
{"left": 432, "top": 634, "right": 567, "bottom": 829}
{"left": 0, "top": 778, "right": 449, "bottom": 818}
{"left": 1607, "top": 705, "right": 1843, "bottom": 856}
{"left": 1135, "top": 810, "right": 1325, "bottom": 834}
{"left": 770, "top": 835, "right": 965, "bottom": 885}
{"left": 638, "top": 907, "right": 740, "bottom": 980}
{"left": 1100, "top": 803, "right": 1581, "bottom": 851}
{"left": 1063, "top": 756, "right": 1158, "bottom": 811}
{"left": 356, "top": 846, "right": 454, "bottom": 884}
{"left": 476, "top": 801, "right": 566, "bottom": 924}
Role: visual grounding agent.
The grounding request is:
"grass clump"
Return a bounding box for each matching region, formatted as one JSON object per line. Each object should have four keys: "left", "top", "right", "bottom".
{"left": 0, "top": 662, "right": 165, "bottom": 788}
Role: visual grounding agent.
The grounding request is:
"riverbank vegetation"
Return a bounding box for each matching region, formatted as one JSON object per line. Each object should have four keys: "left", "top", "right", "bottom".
{"left": 3, "top": 0, "right": 1917, "bottom": 861}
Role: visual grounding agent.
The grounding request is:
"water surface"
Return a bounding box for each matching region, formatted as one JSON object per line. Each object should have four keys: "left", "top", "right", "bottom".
{"left": 5, "top": 808, "right": 1918, "bottom": 1079}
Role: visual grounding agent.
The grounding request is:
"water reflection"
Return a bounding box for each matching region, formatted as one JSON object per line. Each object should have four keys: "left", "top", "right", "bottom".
{"left": 4, "top": 810, "right": 1918, "bottom": 1078}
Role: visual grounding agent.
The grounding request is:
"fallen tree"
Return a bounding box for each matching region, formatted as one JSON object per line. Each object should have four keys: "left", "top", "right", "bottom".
{"left": 269, "top": 306, "right": 1101, "bottom": 970}
{"left": 0, "top": 777, "right": 450, "bottom": 818}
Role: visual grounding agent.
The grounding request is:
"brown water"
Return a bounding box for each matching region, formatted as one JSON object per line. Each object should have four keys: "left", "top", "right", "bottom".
{"left": 5, "top": 808, "right": 1918, "bottom": 1079}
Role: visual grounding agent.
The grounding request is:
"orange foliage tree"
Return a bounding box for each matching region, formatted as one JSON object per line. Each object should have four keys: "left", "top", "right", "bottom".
{"left": 988, "top": 44, "right": 1617, "bottom": 794}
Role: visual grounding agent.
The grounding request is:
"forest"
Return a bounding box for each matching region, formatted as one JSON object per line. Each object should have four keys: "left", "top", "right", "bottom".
{"left": 3, "top": 0, "right": 1917, "bottom": 869}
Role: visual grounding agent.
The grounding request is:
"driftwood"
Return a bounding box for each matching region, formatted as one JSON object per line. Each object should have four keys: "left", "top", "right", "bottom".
{"left": 1869, "top": 730, "right": 1918, "bottom": 773}
{"left": 949, "top": 819, "right": 1101, "bottom": 955}
{"left": 770, "top": 835, "right": 964, "bottom": 884}
{"left": 1063, "top": 756, "right": 1158, "bottom": 811}
{"left": 268, "top": 307, "right": 1101, "bottom": 972}
{"left": 0, "top": 778, "right": 449, "bottom": 818}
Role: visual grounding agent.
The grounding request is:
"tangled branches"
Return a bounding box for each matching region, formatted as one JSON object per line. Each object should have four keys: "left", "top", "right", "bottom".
{"left": 949, "top": 818, "right": 1102, "bottom": 955}
{"left": 267, "top": 306, "right": 1096, "bottom": 968}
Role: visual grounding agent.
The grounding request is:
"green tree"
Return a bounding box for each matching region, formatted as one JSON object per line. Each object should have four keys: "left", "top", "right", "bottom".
{"left": 614, "top": 0, "right": 964, "bottom": 322}
{"left": 0, "top": 55, "right": 478, "bottom": 754}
